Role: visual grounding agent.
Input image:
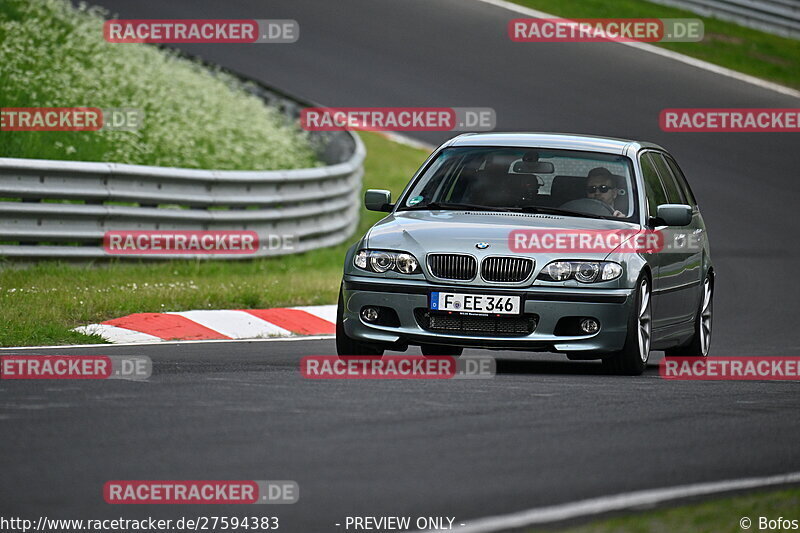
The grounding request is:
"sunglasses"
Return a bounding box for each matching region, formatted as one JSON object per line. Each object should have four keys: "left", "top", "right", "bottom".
{"left": 586, "top": 185, "right": 614, "bottom": 193}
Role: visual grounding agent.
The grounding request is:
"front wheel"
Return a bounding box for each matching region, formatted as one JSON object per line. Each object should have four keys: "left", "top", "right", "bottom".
{"left": 603, "top": 275, "right": 652, "bottom": 375}
{"left": 665, "top": 274, "right": 713, "bottom": 358}
{"left": 335, "top": 286, "right": 384, "bottom": 356}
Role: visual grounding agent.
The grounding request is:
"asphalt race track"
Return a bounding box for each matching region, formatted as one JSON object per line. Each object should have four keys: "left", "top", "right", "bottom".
{"left": 3, "top": 340, "right": 800, "bottom": 531}
{"left": 2, "top": 0, "right": 800, "bottom": 531}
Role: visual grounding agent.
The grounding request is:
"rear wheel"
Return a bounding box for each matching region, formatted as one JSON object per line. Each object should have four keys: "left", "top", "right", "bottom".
{"left": 420, "top": 344, "right": 463, "bottom": 357}
{"left": 665, "top": 274, "right": 713, "bottom": 358}
{"left": 335, "top": 286, "right": 384, "bottom": 356}
{"left": 603, "top": 275, "right": 652, "bottom": 375}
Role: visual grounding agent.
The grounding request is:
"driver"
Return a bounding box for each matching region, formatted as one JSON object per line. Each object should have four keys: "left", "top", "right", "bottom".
{"left": 586, "top": 167, "right": 625, "bottom": 218}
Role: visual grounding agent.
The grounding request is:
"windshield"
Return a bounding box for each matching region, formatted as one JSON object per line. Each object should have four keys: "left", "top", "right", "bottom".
{"left": 398, "top": 146, "right": 638, "bottom": 221}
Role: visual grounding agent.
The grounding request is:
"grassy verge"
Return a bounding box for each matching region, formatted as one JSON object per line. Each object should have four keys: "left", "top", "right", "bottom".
{"left": 535, "top": 487, "right": 800, "bottom": 533}
{"left": 510, "top": 0, "right": 800, "bottom": 89}
{"left": 0, "top": 132, "right": 427, "bottom": 347}
{"left": 0, "top": 0, "right": 317, "bottom": 169}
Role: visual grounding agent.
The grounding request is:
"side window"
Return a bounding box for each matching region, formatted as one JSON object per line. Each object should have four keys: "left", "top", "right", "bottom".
{"left": 664, "top": 156, "right": 697, "bottom": 206}
{"left": 651, "top": 153, "right": 685, "bottom": 204}
{"left": 639, "top": 153, "right": 666, "bottom": 217}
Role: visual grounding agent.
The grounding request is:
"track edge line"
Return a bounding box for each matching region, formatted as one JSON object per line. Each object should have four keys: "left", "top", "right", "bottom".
{"left": 425, "top": 470, "right": 800, "bottom": 532}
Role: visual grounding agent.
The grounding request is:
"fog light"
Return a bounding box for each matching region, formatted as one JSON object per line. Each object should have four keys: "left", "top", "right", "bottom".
{"left": 361, "top": 307, "right": 380, "bottom": 323}
{"left": 579, "top": 318, "right": 600, "bottom": 334}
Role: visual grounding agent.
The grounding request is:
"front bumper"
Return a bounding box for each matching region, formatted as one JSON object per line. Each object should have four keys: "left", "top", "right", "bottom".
{"left": 342, "top": 276, "right": 635, "bottom": 354}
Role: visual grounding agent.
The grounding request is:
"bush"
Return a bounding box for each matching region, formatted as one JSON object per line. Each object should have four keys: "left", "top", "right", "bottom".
{"left": 0, "top": 0, "right": 320, "bottom": 170}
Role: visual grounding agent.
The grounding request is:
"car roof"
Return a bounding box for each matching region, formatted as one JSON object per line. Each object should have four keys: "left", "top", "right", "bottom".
{"left": 445, "top": 132, "right": 666, "bottom": 155}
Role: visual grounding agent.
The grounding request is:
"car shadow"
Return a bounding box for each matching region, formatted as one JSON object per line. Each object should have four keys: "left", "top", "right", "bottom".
{"left": 493, "top": 357, "right": 661, "bottom": 376}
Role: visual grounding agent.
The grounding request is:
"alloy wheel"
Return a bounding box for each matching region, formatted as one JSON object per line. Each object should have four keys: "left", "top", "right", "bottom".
{"left": 638, "top": 279, "right": 652, "bottom": 363}
{"left": 699, "top": 277, "right": 713, "bottom": 356}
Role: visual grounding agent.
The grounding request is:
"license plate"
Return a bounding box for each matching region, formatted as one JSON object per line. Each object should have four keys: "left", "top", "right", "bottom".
{"left": 430, "top": 292, "right": 521, "bottom": 315}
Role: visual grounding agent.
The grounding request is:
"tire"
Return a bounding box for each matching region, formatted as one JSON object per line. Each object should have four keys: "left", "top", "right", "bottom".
{"left": 665, "top": 274, "right": 713, "bottom": 358}
{"left": 335, "top": 285, "right": 384, "bottom": 356}
{"left": 602, "top": 275, "right": 652, "bottom": 375}
{"left": 420, "top": 344, "right": 463, "bottom": 357}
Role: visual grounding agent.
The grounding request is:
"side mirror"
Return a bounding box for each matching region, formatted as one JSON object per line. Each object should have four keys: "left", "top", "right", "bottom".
{"left": 655, "top": 204, "right": 692, "bottom": 226}
{"left": 364, "top": 189, "right": 393, "bottom": 212}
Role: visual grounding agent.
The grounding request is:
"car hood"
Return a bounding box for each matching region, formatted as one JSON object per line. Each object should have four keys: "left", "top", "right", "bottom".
{"left": 366, "top": 210, "right": 641, "bottom": 262}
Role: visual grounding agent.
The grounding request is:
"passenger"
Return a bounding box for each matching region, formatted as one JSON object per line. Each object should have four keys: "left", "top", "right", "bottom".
{"left": 586, "top": 167, "right": 625, "bottom": 217}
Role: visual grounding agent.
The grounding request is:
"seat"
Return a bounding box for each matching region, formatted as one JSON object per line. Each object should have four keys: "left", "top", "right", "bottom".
{"left": 461, "top": 154, "right": 545, "bottom": 207}
{"left": 611, "top": 174, "right": 629, "bottom": 214}
{"left": 462, "top": 154, "right": 512, "bottom": 205}
{"left": 550, "top": 175, "right": 587, "bottom": 207}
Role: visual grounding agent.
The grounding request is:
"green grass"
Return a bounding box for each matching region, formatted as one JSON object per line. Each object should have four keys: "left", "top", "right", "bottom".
{"left": 0, "top": 0, "right": 318, "bottom": 169}
{"left": 534, "top": 487, "right": 800, "bottom": 533}
{"left": 0, "top": 132, "right": 426, "bottom": 347}
{"left": 0, "top": 0, "right": 427, "bottom": 347}
{"left": 511, "top": 0, "right": 800, "bottom": 89}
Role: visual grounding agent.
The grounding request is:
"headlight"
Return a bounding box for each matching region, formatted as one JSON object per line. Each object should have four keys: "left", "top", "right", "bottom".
{"left": 395, "top": 253, "right": 419, "bottom": 274}
{"left": 369, "top": 251, "right": 395, "bottom": 273}
{"left": 354, "top": 250, "right": 368, "bottom": 269}
{"left": 538, "top": 260, "right": 623, "bottom": 283}
{"left": 600, "top": 262, "right": 623, "bottom": 281}
{"left": 545, "top": 261, "right": 572, "bottom": 281}
{"left": 574, "top": 262, "right": 600, "bottom": 283}
{"left": 354, "top": 250, "right": 421, "bottom": 274}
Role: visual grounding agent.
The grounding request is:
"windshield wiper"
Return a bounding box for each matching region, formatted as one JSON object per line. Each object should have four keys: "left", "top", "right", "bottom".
{"left": 515, "top": 206, "right": 608, "bottom": 220}
{"left": 402, "top": 202, "right": 512, "bottom": 212}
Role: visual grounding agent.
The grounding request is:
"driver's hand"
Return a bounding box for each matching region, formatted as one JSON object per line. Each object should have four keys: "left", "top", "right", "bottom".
{"left": 612, "top": 210, "right": 625, "bottom": 218}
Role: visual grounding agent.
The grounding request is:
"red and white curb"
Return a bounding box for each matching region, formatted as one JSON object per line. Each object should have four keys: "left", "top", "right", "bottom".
{"left": 74, "top": 305, "right": 336, "bottom": 344}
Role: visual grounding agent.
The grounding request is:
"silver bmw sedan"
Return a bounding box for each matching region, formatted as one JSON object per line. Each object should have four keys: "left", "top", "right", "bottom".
{"left": 337, "top": 133, "right": 713, "bottom": 375}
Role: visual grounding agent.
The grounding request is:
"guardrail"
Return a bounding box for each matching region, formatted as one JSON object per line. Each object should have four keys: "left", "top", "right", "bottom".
{"left": 0, "top": 80, "right": 365, "bottom": 259}
{"left": 648, "top": 0, "right": 800, "bottom": 38}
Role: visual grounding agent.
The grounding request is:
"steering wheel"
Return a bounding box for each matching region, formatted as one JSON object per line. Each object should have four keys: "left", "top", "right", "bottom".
{"left": 559, "top": 198, "right": 616, "bottom": 216}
